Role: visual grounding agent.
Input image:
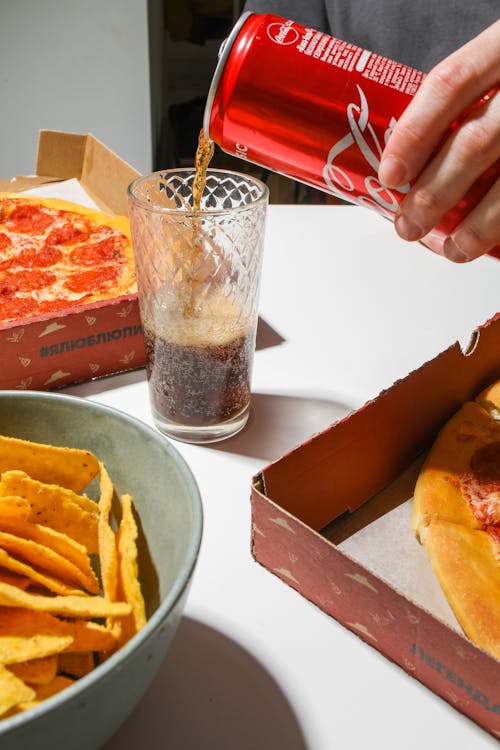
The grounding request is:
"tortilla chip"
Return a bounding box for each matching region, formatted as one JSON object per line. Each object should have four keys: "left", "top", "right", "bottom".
{"left": 58, "top": 652, "right": 95, "bottom": 678}
{"left": 64, "top": 620, "right": 117, "bottom": 653}
{"left": 30, "top": 674, "right": 76, "bottom": 702}
{"left": 0, "top": 607, "right": 115, "bottom": 654}
{"left": 8, "top": 655, "right": 58, "bottom": 686}
{"left": 117, "top": 494, "right": 146, "bottom": 640}
{"left": 0, "top": 435, "right": 99, "bottom": 492}
{"left": 0, "top": 570, "right": 31, "bottom": 589}
{"left": 0, "top": 531, "right": 98, "bottom": 594}
{"left": 0, "top": 548, "right": 86, "bottom": 597}
{"left": 10, "top": 675, "right": 77, "bottom": 714}
{"left": 0, "top": 516, "right": 97, "bottom": 590}
{"left": 0, "top": 664, "right": 35, "bottom": 717}
{"left": 0, "top": 634, "right": 74, "bottom": 665}
{"left": 0, "top": 495, "right": 31, "bottom": 521}
{"left": 0, "top": 436, "right": 149, "bottom": 720}
{"left": 0, "top": 471, "right": 98, "bottom": 553}
{"left": 0, "top": 606, "right": 72, "bottom": 638}
{"left": 96, "top": 462, "right": 123, "bottom": 645}
{"left": 0, "top": 582, "right": 131, "bottom": 619}
{"left": 97, "top": 463, "right": 118, "bottom": 602}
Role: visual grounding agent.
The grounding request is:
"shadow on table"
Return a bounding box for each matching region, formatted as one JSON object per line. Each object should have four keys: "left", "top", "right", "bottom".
{"left": 213, "top": 391, "right": 355, "bottom": 462}
{"left": 255, "top": 316, "right": 286, "bottom": 350}
{"left": 104, "top": 616, "right": 310, "bottom": 750}
{"left": 64, "top": 367, "right": 146, "bottom": 397}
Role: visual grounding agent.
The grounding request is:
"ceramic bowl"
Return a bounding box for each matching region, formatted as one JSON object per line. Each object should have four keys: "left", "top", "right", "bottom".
{"left": 0, "top": 390, "right": 203, "bottom": 750}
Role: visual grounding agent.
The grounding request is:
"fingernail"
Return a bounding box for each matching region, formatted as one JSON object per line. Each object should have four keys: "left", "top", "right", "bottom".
{"left": 395, "top": 214, "right": 423, "bottom": 241}
{"left": 443, "top": 237, "right": 469, "bottom": 263}
{"left": 379, "top": 156, "right": 408, "bottom": 187}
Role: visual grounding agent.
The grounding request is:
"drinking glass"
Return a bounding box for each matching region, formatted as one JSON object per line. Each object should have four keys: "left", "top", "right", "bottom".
{"left": 128, "top": 168, "right": 269, "bottom": 443}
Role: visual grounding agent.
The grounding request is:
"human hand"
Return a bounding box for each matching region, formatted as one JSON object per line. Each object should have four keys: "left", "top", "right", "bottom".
{"left": 378, "top": 20, "right": 500, "bottom": 262}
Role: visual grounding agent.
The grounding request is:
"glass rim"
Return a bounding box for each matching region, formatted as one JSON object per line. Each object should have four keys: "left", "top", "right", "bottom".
{"left": 127, "top": 167, "right": 269, "bottom": 215}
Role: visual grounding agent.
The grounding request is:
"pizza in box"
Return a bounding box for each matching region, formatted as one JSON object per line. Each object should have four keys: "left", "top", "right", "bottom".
{"left": 0, "top": 194, "right": 137, "bottom": 325}
{"left": 413, "top": 379, "right": 500, "bottom": 661}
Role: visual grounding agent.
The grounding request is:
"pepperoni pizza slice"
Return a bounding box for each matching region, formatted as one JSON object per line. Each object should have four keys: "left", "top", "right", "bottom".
{"left": 476, "top": 379, "right": 500, "bottom": 421}
{"left": 0, "top": 194, "right": 136, "bottom": 325}
{"left": 413, "top": 381, "right": 500, "bottom": 660}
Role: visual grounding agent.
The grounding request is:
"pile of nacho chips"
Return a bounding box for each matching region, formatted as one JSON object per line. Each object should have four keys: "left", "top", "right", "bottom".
{"left": 0, "top": 434, "right": 147, "bottom": 719}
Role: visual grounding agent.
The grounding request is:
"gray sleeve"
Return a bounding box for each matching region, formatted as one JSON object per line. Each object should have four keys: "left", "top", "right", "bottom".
{"left": 242, "top": 0, "right": 499, "bottom": 71}
{"left": 242, "top": 0, "right": 329, "bottom": 30}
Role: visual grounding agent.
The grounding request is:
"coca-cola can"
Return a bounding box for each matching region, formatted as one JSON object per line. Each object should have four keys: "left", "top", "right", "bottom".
{"left": 204, "top": 12, "right": 499, "bottom": 255}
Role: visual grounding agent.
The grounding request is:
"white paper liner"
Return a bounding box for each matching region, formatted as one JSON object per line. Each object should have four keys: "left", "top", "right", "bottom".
{"left": 338, "top": 498, "right": 462, "bottom": 633}
{"left": 22, "top": 178, "right": 99, "bottom": 209}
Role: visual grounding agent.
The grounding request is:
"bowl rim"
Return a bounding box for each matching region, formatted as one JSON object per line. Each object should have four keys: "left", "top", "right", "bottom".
{"left": 0, "top": 390, "right": 203, "bottom": 734}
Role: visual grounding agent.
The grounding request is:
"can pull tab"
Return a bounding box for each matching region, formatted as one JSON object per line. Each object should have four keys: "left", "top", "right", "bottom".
{"left": 218, "top": 11, "right": 252, "bottom": 58}
{"left": 218, "top": 37, "right": 229, "bottom": 59}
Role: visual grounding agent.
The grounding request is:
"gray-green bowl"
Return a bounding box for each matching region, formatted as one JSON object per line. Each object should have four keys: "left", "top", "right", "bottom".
{"left": 0, "top": 390, "right": 203, "bottom": 750}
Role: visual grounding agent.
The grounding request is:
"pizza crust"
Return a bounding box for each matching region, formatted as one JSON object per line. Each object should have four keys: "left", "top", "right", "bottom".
{"left": 413, "top": 381, "right": 500, "bottom": 661}
{"left": 412, "top": 401, "right": 500, "bottom": 536}
{"left": 476, "top": 379, "right": 500, "bottom": 420}
{"left": 419, "top": 520, "right": 500, "bottom": 660}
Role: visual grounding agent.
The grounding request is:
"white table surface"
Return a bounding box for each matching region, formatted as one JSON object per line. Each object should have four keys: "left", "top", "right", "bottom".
{"left": 65, "top": 204, "right": 499, "bottom": 750}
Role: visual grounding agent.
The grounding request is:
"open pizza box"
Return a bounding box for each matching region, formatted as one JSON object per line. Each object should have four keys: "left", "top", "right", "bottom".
{"left": 0, "top": 130, "right": 146, "bottom": 390}
{"left": 251, "top": 312, "right": 500, "bottom": 738}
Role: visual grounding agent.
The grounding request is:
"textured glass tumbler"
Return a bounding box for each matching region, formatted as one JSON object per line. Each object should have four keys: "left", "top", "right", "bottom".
{"left": 128, "top": 169, "right": 269, "bottom": 443}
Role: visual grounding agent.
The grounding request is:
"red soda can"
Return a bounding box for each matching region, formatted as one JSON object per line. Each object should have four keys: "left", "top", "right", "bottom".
{"left": 204, "top": 12, "right": 499, "bottom": 255}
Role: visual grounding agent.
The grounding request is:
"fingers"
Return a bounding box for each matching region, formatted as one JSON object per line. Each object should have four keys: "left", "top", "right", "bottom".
{"left": 377, "top": 19, "right": 500, "bottom": 261}
{"left": 418, "top": 177, "right": 500, "bottom": 262}
{"left": 443, "top": 177, "right": 500, "bottom": 262}
{"left": 379, "top": 19, "right": 500, "bottom": 188}
{"left": 393, "top": 89, "right": 500, "bottom": 244}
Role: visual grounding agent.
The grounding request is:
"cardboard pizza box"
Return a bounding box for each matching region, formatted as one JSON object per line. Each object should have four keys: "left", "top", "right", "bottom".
{"left": 0, "top": 130, "right": 146, "bottom": 390}
{"left": 251, "top": 312, "right": 500, "bottom": 738}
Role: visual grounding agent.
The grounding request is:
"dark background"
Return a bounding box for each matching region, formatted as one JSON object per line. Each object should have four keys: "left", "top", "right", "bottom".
{"left": 157, "top": 0, "right": 337, "bottom": 204}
